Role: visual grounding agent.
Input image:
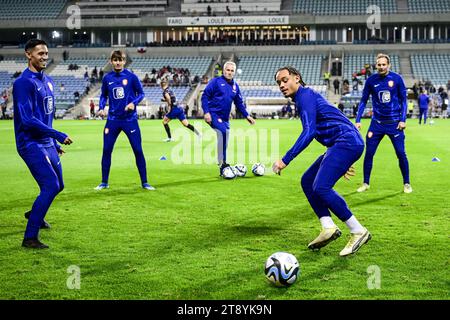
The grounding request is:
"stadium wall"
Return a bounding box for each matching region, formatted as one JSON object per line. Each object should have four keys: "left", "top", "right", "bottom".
{"left": 0, "top": 13, "right": 448, "bottom": 29}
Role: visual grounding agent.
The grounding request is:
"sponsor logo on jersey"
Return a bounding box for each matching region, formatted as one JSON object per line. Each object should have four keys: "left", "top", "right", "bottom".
{"left": 43, "top": 96, "right": 54, "bottom": 114}
{"left": 379, "top": 90, "right": 391, "bottom": 103}
{"left": 113, "top": 87, "right": 125, "bottom": 99}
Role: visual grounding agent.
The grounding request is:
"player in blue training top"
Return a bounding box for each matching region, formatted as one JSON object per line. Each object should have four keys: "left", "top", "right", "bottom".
{"left": 355, "top": 53, "right": 412, "bottom": 194}
{"left": 417, "top": 90, "right": 430, "bottom": 125}
{"left": 201, "top": 61, "right": 255, "bottom": 176}
{"left": 272, "top": 66, "right": 371, "bottom": 257}
{"left": 95, "top": 50, "right": 154, "bottom": 190}
{"left": 13, "top": 39, "right": 73, "bottom": 249}
{"left": 161, "top": 78, "right": 200, "bottom": 142}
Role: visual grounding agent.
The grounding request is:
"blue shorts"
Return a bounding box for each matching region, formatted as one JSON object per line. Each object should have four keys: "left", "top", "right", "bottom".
{"left": 166, "top": 107, "right": 186, "bottom": 121}
{"left": 368, "top": 119, "right": 404, "bottom": 139}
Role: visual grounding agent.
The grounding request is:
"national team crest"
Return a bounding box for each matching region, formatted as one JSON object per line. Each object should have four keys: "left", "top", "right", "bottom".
{"left": 388, "top": 80, "right": 394, "bottom": 87}
{"left": 122, "top": 79, "right": 128, "bottom": 86}
{"left": 47, "top": 82, "right": 53, "bottom": 92}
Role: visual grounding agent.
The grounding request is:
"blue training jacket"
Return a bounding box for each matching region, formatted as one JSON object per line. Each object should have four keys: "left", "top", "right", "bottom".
{"left": 418, "top": 93, "right": 430, "bottom": 109}
{"left": 201, "top": 76, "right": 249, "bottom": 122}
{"left": 13, "top": 68, "right": 67, "bottom": 152}
{"left": 356, "top": 71, "right": 407, "bottom": 123}
{"left": 99, "top": 69, "right": 144, "bottom": 121}
{"left": 282, "top": 87, "right": 364, "bottom": 166}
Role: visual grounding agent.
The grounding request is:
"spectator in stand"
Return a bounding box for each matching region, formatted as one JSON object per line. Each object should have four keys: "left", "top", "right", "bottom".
{"left": 407, "top": 100, "right": 414, "bottom": 118}
{"left": 342, "top": 79, "right": 350, "bottom": 95}
{"left": 352, "top": 103, "right": 357, "bottom": 118}
{"left": 323, "top": 71, "right": 331, "bottom": 88}
{"left": 439, "top": 87, "right": 448, "bottom": 118}
{"left": 143, "top": 73, "right": 151, "bottom": 87}
{"left": 74, "top": 91, "right": 80, "bottom": 104}
{"left": 1, "top": 100, "right": 6, "bottom": 119}
{"left": 333, "top": 78, "right": 340, "bottom": 94}
{"left": 364, "top": 63, "right": 371, "bottom": 78}
{"left": 338, "top": 101, "right": 345, "bottom": 114}
{"left": 90, "top": 100, "right": 95, "bottom": 118}
{"left": 92, "top": 66, "right": 98, "bottom": 80}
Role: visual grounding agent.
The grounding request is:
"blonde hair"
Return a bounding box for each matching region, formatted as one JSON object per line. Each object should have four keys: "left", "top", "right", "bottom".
{"left": 376, "top": 53, "right": 391, "bottom": 65}
{"left": 223, "top": 61, "right": 236, "bottom": 70}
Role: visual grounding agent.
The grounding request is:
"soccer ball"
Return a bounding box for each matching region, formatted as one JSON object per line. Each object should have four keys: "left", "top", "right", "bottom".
{"left": 252, "top": 163, "right": 265, "bottom": 176}
{"left": 222, "top": 166, "right": 236, "bottom": 179}
{"left": 236, "top": 68, "right": 242, "bottom": 75}
{"left": 233, "top": 164, "right": 247, "bottom": 177}
{"left": 265, "top": 252, "right": 300, "bottom": 287}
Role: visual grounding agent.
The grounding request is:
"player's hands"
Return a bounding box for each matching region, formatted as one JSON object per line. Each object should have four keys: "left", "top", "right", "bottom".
{"left": 125, "top": 103, "right": 135, "bottom": 112}
{"left": 63, "top": 136, "right": 73, "bottom": 145}
{"left": 246, "top": 116, "right": 255, "bottom": 125}
{"left": 355, "top": 122, "right": 362, "bottom": 130}
{"left": 97, "top": 109, "right": 106, "bottom": 117}
{"left": 343, "top": 165, "right": 355, "bottom": 180}
{"left": 57, "top": 148, "right": 66, "bottom": 156}
{"left": 204, "top": 112, "right": 212, "bottom": 124}
{"left": 397, "top": 121, "right": 406, "bottom": 130}
{"left": 272, "top": 159, "right": 286, "bottom": 175}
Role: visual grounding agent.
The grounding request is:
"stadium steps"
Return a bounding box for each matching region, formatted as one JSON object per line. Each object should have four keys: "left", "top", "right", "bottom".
{"left": 321, "top": 57, "right": 329, "bottom": 81}
{"left": 399, "top": 56, "right": 415, "bottom": 87}
{"left": 67, "top": 83, "right": 101, "bottom": 119}
{"left": 44, "top": 61, "right": 59, "bottom": 75}
{"left": 326, "top": 77, "right": 341, "bottom": 106}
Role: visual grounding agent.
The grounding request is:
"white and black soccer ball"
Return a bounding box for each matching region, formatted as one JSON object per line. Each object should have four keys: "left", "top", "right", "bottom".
{"left": 252, "top": 163, "right": 265, "bottom": 176}
{"left": 233, "top": 164, "right": 247, "bottom": 177}
{"left": 222, "top": 166, "right": 236, "bottom": 179}
{"left": 265, "top": 252, "right": 300, "bottom": 287}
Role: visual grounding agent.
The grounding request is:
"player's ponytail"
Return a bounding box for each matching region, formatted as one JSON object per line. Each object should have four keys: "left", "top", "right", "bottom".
{"left": 274, "top": 66, "right": 306, "bottom": 86}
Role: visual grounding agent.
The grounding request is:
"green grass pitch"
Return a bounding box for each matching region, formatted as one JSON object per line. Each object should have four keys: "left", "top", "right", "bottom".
{"left": 0, "top": 118, "right": 448, "bottom": 300}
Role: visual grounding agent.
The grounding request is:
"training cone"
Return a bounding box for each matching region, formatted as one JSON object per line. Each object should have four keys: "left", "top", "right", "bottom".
{"left": 159, "top": 156, "right": 167, "bottom": 160}
{"left": 432, "top": 157, "right": 440, "bottom": 162}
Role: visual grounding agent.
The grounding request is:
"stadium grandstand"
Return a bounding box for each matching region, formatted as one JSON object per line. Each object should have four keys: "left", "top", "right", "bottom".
{"left": 0, "top": 0, "right": 449, "bottom": 120}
